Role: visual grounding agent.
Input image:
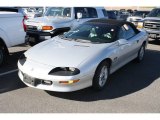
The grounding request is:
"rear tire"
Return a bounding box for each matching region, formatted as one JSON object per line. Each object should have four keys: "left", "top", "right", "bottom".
{"left": 136, "top": 44, "right": 145, "bottom": 63}
{"left": 92, "top": 61, "right": 110, "bottom": 91}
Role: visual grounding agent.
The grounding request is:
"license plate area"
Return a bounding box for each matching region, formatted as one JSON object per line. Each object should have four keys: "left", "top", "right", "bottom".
{"left": 23, "top": 74, "right": 41, "bottom": 86}
{"left": 149, "top": 33, "right": 157, "bottom": 38}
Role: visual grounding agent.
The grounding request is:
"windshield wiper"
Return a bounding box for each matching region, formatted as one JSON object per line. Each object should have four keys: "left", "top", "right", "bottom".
{"left": 75, "top": 39, "right": 92, "bottom": 43}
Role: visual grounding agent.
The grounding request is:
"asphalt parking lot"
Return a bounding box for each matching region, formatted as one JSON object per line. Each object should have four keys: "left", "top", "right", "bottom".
{"left": 0, "top": 39, "right": 160, "bottom": 113}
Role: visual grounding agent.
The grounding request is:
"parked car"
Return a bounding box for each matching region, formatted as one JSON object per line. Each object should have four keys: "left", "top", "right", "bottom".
{"left": 25, "top": 7, "right": 108, "bottom": 46}
{"left": 127, "top": 11, "right": 150, "bottom": 27}
{"left": 127, "top": 9, "right": 134, "bottom": 15}
{"left": 143, "top": 8, "right": 160, "bottom": 39}
{"left": 23, "top": 7, "right": 44, "bottom": 19}
{"left": 0, "top": 11, "right": 25, "bottom": 66}
{"left": 117, "top": 11, "right": 131, "bottom": 21}
{"left": 102, "top": 10, "right": 117, "bottom": 19}
{"left": 107, "top": 11, "right": 117, "bottom": 19}
{"left": 0, "top": 7, "right": 44, "bottom": 19}
{"left": 120, "top": 9, "right": 126, "bottom": 13}
{"left": 18, "top": 19, "right": 148, "bottom": 92}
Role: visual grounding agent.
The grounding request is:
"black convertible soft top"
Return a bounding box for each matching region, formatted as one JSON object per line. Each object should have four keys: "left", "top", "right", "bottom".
{"left": 86, "top": 19, "right": 140, "bottom": 34}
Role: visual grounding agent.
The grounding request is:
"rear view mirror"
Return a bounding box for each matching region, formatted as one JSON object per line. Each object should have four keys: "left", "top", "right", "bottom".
{"left": 77, "top": 12, "right": 82, "bottom": 19}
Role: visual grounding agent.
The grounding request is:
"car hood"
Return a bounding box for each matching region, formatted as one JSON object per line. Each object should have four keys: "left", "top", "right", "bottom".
{"left": 127, "top": 16, "right": 143, "bottom": 21}
{"left": 25, "top": 36, "right": 111, "bottom": 67}
{"left": 129, "top": 16, "right": 142, "bottom": 19}
{"left": 25, "top": 16, "right": 72, "bottom": 26}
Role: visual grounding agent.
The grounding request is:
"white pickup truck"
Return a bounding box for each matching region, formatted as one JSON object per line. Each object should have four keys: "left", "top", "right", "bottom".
{"left": 143, "top": 8, "right": 160, "bottom": 39}
{"left": 25, "top": 7, "right": 108, "bottom": 46}
{"left": 0, "top": 12, "right": 25, "bottom": 66}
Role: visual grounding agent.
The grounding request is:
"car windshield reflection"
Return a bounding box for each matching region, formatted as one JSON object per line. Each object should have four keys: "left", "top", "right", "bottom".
{"left": 64, "top": 23, "right": 117, "bottom": 43}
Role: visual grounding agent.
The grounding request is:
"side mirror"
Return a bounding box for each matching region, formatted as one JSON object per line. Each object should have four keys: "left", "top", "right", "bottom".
{"left": 118, "top": 39, "right": 128, "bottom": 45}
{"left": 77, "top": 12, "right": 82, "bottom": 19}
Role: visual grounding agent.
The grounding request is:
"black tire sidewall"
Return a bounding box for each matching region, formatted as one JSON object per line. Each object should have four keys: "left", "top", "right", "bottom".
{"left": 137, "top": 44, "right": 145, "bottom": 62}
{"left": 28, "top": 41, "right": 36, "bottom": 46}
{"left": 0, "top": 46, "right": 5, "bottom": 66}
{"left": 92, "top": 61, "right": 109, "bottom": 90}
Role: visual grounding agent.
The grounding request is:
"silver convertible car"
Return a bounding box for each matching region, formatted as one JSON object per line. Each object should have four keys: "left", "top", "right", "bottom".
{"left": 18, "top": 19, "right": 148, "bottom": 92}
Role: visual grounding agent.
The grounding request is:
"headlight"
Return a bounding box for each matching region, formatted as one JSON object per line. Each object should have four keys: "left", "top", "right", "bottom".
{"left": 19, "top": 54, "right": 26, "bottom": 66}
{"left": 48, "top": 67, "right": 80, "bottom": 76}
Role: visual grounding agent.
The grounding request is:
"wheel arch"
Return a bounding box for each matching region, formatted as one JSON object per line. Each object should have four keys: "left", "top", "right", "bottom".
{"left": 99, "top": 58, "right": 112, "bottom": 68}
{"left": 0, "top": 37, "right": 9, "bottom": 55}
{"left": 142, "top": 41, "right": 147, "bottom": 47}
{"left": 94, "top": 57, "right": 112, "bottom": 75}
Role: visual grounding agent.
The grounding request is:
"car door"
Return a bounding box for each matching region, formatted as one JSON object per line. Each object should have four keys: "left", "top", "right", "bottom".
{"left": 71, "top": 7, "right": 98, "bottom": 29}
{"left": 123, "top": 24, "right": 141, "bottom": 59}
{"left": 116, "top": 24, "right": 140, "bottom": 68}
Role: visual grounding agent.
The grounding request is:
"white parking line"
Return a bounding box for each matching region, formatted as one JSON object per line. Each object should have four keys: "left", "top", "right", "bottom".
{"left": 0, "top": 69, "right": 18, "bottom": 77}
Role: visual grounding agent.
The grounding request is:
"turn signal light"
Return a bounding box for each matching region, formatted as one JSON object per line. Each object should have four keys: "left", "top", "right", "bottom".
{"left": 137, "top": 22, "right": 144, "bottom": 29}
{"left": 59, "top": 79, "right": 80, "bottom": 84}
{"left": 42, "top": 26, "right": 53, "bottom": 30}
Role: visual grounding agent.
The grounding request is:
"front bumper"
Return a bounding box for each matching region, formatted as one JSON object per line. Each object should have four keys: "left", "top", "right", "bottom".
{"left": 18, "top": 61, "right": 93, "bottom": 92}
{"left": 145, "top": 29, "right": 160, "bottom": 38}
{"left": 25, "top": 30, "right": 53, "bottom": 43}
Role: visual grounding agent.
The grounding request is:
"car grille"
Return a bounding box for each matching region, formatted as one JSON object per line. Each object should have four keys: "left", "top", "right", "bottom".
{"left": 144, "top": 20, "right": 160, "bottom": 31}
{"left": 27, "top": 25, "right": 38, "bottom": 31}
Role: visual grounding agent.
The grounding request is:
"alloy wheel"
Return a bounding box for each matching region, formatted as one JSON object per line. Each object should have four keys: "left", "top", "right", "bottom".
{"left": 98, "top": 66, "right": 108, "bottom": 87}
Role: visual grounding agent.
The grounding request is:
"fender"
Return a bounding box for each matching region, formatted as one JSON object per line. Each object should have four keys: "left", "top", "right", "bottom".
{"left": 0, "top": 28, "right": 11, "bottom": 47}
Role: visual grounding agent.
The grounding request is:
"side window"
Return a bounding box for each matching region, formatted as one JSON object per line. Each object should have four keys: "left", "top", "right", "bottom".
{"left": 102, "top": 9, "right": 108, "bottom": 17}
{"left": 75, "top": 7, "right": 87, "bottom": 19}
{"left": 63, "top": 8, "right": 71, "bottom": 17}
{"left": 118, "top": 26, "right": 126, "bottom": 39}
{"left": 75, "top": 7, "right": 98, "bottom": 19}
{"left": 87, "top": 8, "right": 98, "bottom": 18}
{"left": 118, "top": 24, "right": 136, "bottom": 40}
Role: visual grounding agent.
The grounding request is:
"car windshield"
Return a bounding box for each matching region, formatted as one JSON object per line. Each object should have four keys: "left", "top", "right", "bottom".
{"left": 63, "top": 23, "right": 117, "bottom": 43}
{"left": 147, "top": 9, "right": 160, "bottom": 17}
{"left": 44, "top": 7, "right": 71, "bottom": 18}
{"left": 133, "top": 11, "right": 149, "bottom": 17}
{"left": 27, "top": 8, "right": 36, "bottom": 13}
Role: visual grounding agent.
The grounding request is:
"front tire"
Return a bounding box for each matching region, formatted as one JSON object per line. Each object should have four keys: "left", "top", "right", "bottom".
{"left": 92, "top": 61, "right": 109, "bottom": 90}
{"left": 28, "top": 41, "right": 36, "bottom": 46}
{"left": 0, "top": 45, "right": 7, "bottom": 66}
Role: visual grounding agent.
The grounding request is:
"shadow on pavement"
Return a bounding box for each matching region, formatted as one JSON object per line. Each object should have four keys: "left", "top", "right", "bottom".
{"left": 0, "top": 73, "right": 26, "bottom": 94}
{"left": 46, "top": 49, "right": 160, "bottom": 102}
{"left": 149, "top": 38, "right": 160, "bottom": 45}
{"left": 0, "top": 48, "right": 26, "bottom": 73}
{"left": 0, "top": 50, "right": 27, "bottom": 94}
